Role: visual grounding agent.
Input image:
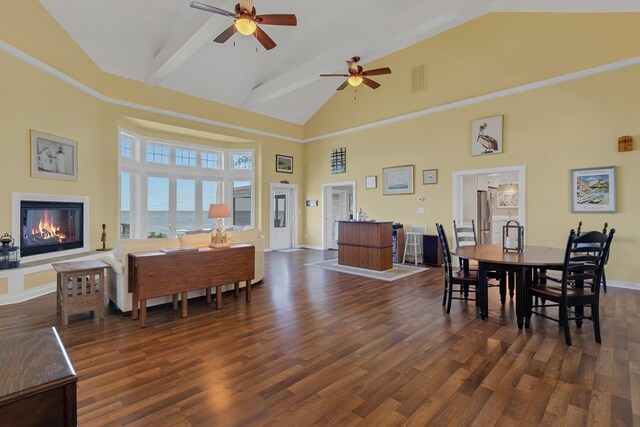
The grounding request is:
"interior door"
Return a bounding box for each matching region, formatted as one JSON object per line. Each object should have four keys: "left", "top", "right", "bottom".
{"left": 329, "top": 190, "right": 347, "bottom": 249}
{"left": 271, "top": 188, "right": 292, "bottom": 250}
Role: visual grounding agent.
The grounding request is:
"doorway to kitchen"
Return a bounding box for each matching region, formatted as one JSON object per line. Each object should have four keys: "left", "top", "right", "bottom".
{"left": 321, "top": 181, "right": 356, "bottom": 250}
{"left": 452, "top": 165, "right": 526, "bottom": 245}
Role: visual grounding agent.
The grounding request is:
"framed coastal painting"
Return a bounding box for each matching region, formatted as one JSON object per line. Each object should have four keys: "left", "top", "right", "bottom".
{"left": 365, "top": 175, "right": 377, "bottom": 189}
{"left": 471, "top": 115, "right": 503, "bottom": 156}
{"left": 498, "top": 190, "right": 519, "bottom": 208}
{"left": 422, "top": 169, "right": 437, "bottom": 185}
{"left": 275, "top": 154, "right": 293, "bottom": 173}
{"left": 31, "top": 130, "right": 78, "bottom": 181}
{"left": 570, "top": 166, "right": 616, "bottom": 213}
{"left": 383, "top": 165, "right": 414, "bottom": 195}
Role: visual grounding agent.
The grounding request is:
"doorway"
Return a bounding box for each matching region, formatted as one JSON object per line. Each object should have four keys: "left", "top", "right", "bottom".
{"left": 269, "top": 183, "right": 298, "bottom": 250}
{"left": 452, "top": 165, "right": 526, "bottom": 244}
{"left": 321, "top": 181, "right": 356, "bottom": 250}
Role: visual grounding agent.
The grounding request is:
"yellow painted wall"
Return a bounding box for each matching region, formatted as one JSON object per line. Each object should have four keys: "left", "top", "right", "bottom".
{"left": 24, "top": 269, "right": 56, "bottom": 290}
{"left": 303, "top": 65, "right": 640, "bottom": 284}
{"left": 0, "top": 278, "right": 7, "bottom": 295}
{"left": 305, "top": 13, "right": 640, "bottom": 138}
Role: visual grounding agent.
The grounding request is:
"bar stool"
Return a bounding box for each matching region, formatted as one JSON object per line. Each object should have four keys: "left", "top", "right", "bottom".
{"left": 402, "top": 225, "right": 425, "bottom": 265}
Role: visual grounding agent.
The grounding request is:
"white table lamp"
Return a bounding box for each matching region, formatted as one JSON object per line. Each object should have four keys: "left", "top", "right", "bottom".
{"left": 207, "top": 203, "right": 231, "bottom": 247}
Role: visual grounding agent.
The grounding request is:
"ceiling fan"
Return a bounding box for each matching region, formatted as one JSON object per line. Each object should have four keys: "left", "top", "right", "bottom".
{"left": 320, "top": 56, "right": 392, "bottom": 90}
{"left": 189, "top": 1, "right": 297, "bottom": 50}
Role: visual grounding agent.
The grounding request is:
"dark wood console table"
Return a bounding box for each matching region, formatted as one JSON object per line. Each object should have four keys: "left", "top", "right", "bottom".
{"left": 337, "top": 221, "right": 393, "bottom": 271}
{"left": 0, "top": 327, "right": 77, "bottom": 426}
{"left": 128, "top": 244, "right": 255, "bottom": 327}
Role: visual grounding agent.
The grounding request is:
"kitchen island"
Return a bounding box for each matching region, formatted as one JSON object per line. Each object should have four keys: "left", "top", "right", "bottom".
{"left": 337, "top": 221, "right": 393, "bottom": 271}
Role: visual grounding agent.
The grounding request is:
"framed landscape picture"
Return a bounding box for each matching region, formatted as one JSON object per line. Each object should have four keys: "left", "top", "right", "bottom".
{"left": 383, "top": 165, "right": 414, "bottom": 195}
{"left": 31, "top": 130, "right": 78, "bottom": 181}
{"left": 471, "top": 115, "right": 503, "bottom": 156}
{"left": 422, "top": 169, "right": 437, "bottom": 185}
{"left": 276, "top": 154, "right": 293, "bottom": 173}
{"left": 365, "top": 175, "right": 377, "bottom": 189}
{"left": 570, "top": 166, "right": 616, "bottom": 213}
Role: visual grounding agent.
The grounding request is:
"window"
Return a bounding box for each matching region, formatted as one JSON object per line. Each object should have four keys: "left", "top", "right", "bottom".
{"left": 146, "top": 144, "right": 170, "bottom": 164}
{"left": 147, "top": 176, "right": 169, "bottom": 238}
{"left": 176, "top": 179, "right": 196, "bottom": 230}
{"left": 176, "top": 148, "right": 196, "bottom": 167}
{"left": 201, "top": 152, "right": 222, "bottom": 169}
{"left": 232, "top": 153, "right": 253, "bottom": 170}
{"left": 233, "top": 180, "right": 252, "bottom": 226}
{"left": 120, "top": 134, "right": 133, "bottom": 159}
{"left": 119, "top": 130, "right": 255, "bottom": 238}
{"left": 120, "top": 172, "right": 131, "bottom": 238}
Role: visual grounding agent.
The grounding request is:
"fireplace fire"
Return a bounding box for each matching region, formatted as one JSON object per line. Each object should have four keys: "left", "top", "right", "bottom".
{"left": 20, "top": 201, "right": 84, "bottom": 257}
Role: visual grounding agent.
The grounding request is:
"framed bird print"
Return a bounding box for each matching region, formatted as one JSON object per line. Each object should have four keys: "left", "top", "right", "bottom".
{"left": 471, "top": 115, "right": 503, "bottom": 156}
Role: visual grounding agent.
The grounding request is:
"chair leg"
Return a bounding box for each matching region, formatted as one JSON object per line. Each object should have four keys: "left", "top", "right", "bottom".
{"left": 442, "top": 280, "right": 448, "bottom": 306}
{"left": 601, "top": 269, "right": 607, "bottom": 293}
{"left": 499, "top": 273, "right": 506, "bottom": 305}
{"left": 508, "top": 272, "right": 515, "bottom": 299}
{"left": 446, "top": 283, "right": 454, "bottom": 314}
{"left": 561, "top": 301, "right": 572, "bottom": 346}
{"left": 593, "top": 303, "right": 602, "bottom": 344}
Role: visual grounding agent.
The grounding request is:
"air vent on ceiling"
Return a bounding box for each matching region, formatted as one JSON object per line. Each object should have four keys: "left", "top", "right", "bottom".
{"left": 411, "top": 63, "right": 428, "bottom": 93}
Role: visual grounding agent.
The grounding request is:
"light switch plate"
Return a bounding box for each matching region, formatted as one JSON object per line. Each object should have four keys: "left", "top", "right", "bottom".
{"left": 417, "top": 207, "right": 425, "bottom": 214}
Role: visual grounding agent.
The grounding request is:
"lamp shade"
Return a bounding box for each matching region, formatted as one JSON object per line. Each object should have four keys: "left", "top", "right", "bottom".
{"left": 208, "top": 203, "right": 231, "bottom": 219}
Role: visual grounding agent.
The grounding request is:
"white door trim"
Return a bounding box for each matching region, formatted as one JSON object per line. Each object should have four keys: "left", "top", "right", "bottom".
{"left": 452, "top": 165, "right": 526, "bottom": 238}
{"left": 321, "top": 180, "right": 356, "bottom": 250}
{"left": 269, "top": 183, "right": 299, "bottom": 251}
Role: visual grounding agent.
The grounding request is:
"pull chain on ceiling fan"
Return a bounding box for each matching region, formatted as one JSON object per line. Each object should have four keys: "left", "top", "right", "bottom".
{"left": 320, "top": 56, "right": 392, "bottom": 91}
{"left": 190, "top": 1, "right": 297, "bottom": 50}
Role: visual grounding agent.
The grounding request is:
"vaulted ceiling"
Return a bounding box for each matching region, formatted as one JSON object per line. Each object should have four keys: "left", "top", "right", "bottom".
{"left": 39, "top": 0, "right": 640, "bottom": 125}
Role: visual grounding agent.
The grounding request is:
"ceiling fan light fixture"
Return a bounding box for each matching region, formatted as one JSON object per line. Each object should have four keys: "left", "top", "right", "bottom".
{"left": 348, "top": 76, "right": 363, "bottom": 87}
{"left": 235, "top": 18, "right": 257, "bottom": 35}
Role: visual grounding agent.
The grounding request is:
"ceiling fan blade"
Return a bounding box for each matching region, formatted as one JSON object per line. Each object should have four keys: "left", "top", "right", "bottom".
{"left": 189, "top": 2, "right": 236, "bottom": 17}
{"left": 214, "top": 24, "right": 236, "bottom": 43}
{"left": 319, "top": 74, "right": 349, "bottom": 77}
{"left": 336, "top": 80, "right": 349, "bottom": 91}
{"left": 256, "top": 14, "right": 297, "bottom": 26}
{"left": 362, "top": 77, "right": 381, "bottom": 89}
{"left": 254, "top": 25, "right": 276, "bottom": 50}
{"left": 362, "top": 67, "right": 391, "bottom": 76}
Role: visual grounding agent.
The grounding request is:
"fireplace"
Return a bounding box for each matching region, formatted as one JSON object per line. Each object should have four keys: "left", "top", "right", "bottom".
{"left": 20, "top": 200, "right": 84, "bottom": 257}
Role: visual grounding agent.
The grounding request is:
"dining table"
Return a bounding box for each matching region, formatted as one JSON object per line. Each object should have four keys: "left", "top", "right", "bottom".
{"left": 454, "top": 244, "right": 565, "bottom": 329}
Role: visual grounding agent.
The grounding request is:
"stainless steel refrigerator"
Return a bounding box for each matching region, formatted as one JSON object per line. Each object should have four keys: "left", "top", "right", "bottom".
{"left": 477, "top": 190, "right": 492, "bottom": 244}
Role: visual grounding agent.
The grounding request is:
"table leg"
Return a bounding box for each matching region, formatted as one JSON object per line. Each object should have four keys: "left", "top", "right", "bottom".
{"left": 132, "top": 289, "right": 139, "bottom": 320}
{"left": 181, "top": 292, "right": 188, "bottom": 318}
{"left": 234, "top": 282, "right": 240, "bottom": 297}
{"left": 515, "top": 267, "right": 529, "bottom": 329}
{"left": 206, "top": 288, "right": 212, "bottom": 304}
{"left": 245, "top": 280, "right": 251, "bottom": 302}
{"left": 172, "top": 295, "right": 179, "bottom": 310}
{"left": 140, "top": 299, "right": 147, "bottom": 328}
{"left": 216, "top": 286, "right": 222, "bottom": 310}
{"left": 478, "top": 264, "right": 488, "bottom": 319}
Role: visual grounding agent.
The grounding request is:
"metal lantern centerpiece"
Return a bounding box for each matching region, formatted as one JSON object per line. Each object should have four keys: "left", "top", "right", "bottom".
{"left": 0, "top": 233, "right": 20, "bottom": 269}
{"left": 502, "top": 220, "right": 524, "bottom": 252}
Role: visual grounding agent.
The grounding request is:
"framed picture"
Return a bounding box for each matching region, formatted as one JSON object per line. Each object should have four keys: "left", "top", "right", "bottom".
{"left": 365, "top": 175, "right": 377, "bottom": 189}
{"left": 31, "top": 130, "right": 78, "bottom": 181}
{"left": 471, "top": 115, "right": 503, "bottom": 156}
{"left": 571, "top": 166, "right": 616, "bottom": 213}
{"left": 331, "top": 147, "right": 346, "bottom": 174}
{"left": 383, "top": 165, "right": 414, "bottom": 195}
{"left": 275, "top": 154, "right": 293, "bottom": 173}
{"left": 498, "top": 191, "right": 519, "bottom": 208}
{"left": 422, "top": 169, "right": 438, "bottom": 185}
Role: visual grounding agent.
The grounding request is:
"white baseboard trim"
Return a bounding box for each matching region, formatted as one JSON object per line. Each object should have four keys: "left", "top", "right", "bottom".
{"left": 606, "top": 281, "right": 640, "bottom": 291}
{"left": 300, "top": 245, "right": 324, "bottom": 251}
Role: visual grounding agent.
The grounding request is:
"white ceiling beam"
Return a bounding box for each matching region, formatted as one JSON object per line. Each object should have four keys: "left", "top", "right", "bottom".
{"left": 146, "top": 0, "right": 237, "bottom": 85}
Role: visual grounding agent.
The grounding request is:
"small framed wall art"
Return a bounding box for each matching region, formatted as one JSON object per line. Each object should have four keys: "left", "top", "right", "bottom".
{"left": 331, "top": 147, "right": 346, "bottom": 174}
{"left": 383, "top": 165, "right": 414, "bottom": 195}
{"left": 570, "top": 166, "right": 616, "bottom": 213}
{"left": 365, "top": 176, "right": 377, "bottom": 189}
{"left": 275, "top": 154, "right": 293, "bottom": 173}
{"left": 422, "top": 169, "right": 437, "bottom": 185}
{"left": 471, "top": 115, "right": 503, "bottom": 156}
{"left": 31, "top": 130, "right": 78, "bottom": 181}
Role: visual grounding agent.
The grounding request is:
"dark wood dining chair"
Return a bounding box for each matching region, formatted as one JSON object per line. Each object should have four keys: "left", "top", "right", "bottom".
{"left": 436, "top": 223, "right": 480, "bottom": 314}
{"left": 452, "top": 220, "right": 511, "bottom": 303}
{"left": 526, "top": 228, "right": 615, "bottom": 346}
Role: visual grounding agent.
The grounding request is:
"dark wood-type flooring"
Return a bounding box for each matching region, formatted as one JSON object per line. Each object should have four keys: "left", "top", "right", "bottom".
{"left": 1, "top": 250, "right": 638, "bottom": 426}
